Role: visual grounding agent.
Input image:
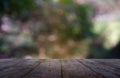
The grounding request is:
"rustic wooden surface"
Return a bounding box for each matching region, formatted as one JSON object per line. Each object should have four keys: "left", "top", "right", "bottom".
{"left": 0, "top": 59, "right": 120, "bottom": 78}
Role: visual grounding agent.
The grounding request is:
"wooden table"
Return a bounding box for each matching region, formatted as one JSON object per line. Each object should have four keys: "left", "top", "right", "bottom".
{"left": 0, "top": 59, "right": 120, "bottom": 78}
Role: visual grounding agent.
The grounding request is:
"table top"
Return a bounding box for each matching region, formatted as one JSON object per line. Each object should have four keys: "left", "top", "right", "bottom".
{"left": 0, "top": 59, "right": 120, "bottom": 78}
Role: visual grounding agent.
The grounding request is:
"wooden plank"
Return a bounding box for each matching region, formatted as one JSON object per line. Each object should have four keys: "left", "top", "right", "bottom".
{"left": 0, "top": 59, "right": 120, "bottom": 78}
{"left": 92, "top": 59, "right": 120, "bottom": 68}
{"left": 23, "top": 59, "right": 61, "bottom": 78}
{"left": 0, "top": 59, "right": 22, "bottom": 71}
{"left": 0, "top": 59, "right": 44, "bottom": 78}
{"left": 0, "top": 59, "right": 13, "bottom": 62}
{"left": 89, "top": 59, "right": 120, "bottom": 74}
{"left": 78, "top": 59, "right": 120, "bottom": 78}
{"left": 61, "top": 59, "right": 103, "bottom": 78}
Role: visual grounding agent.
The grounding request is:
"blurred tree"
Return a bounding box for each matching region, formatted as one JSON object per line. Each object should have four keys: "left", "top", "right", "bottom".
{"left": 29, "top": 0, "right": 95, "bottom": 58}
{"left": 0, "top": 0, "right": 97, "bottom": 58}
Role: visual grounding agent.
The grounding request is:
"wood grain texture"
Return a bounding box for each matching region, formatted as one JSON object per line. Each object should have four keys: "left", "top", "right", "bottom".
{"left": 61, "top": 59, "right": 103, "bottom": 78}
{"left": 0, "top": 59, "right": 119, "bottom": 78}
{"left": 78, "top": 59, "right": 120, "bottom": 78}
{"left": 0, "top": 59, "right": 43, "bottom": 78}
{"left": 23, "top": 59, "right": 61, "bottom": 78}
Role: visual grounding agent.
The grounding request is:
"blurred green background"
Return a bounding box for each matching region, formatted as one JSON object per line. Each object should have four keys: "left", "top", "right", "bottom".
{"left": 0, "top": 0, "right": 120, "bottom": 59}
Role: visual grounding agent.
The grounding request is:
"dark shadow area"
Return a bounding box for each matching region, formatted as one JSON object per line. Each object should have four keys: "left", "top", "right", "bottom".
{"left": 106, "top": 42, "right": 120, "bottom": 58}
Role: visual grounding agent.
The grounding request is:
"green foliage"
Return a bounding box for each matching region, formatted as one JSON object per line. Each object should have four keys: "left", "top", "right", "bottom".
{"left": 59, "top": 0, "right": 74, "bottom": 5}
{"left": 58, "top": 4, "right": 94, "bottom": 42}
{"left": 75, "top": 4, "right": 94, "bottom": 37}
{"left": 0, "top": 0, "right": 35, "bottom": 15}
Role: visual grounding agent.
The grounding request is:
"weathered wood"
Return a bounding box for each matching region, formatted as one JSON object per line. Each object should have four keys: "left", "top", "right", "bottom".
{"left": 0, "top": 59, "right": 119, "bottom": 78}
{"left": 0, "top": 59, "right": 21, "bottom": 70}
{"left": 23, "top": 59, "right": 61, "bottom": 78}
{"left": 78, "top": 59, "right": 120, "bottom": 78}
{"left": 0, "top": 59, "right": 44, "bottom": 78}
{"left": 61, "top": 59, "right": 103, "bottom": 78}
{"left": 92, "top": 59, "right": 120, "bottom": 68}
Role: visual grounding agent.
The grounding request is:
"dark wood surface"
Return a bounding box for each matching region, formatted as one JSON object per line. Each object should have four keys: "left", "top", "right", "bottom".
{"left": 0, "top": 59, "right": 120, "bottom": 78}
